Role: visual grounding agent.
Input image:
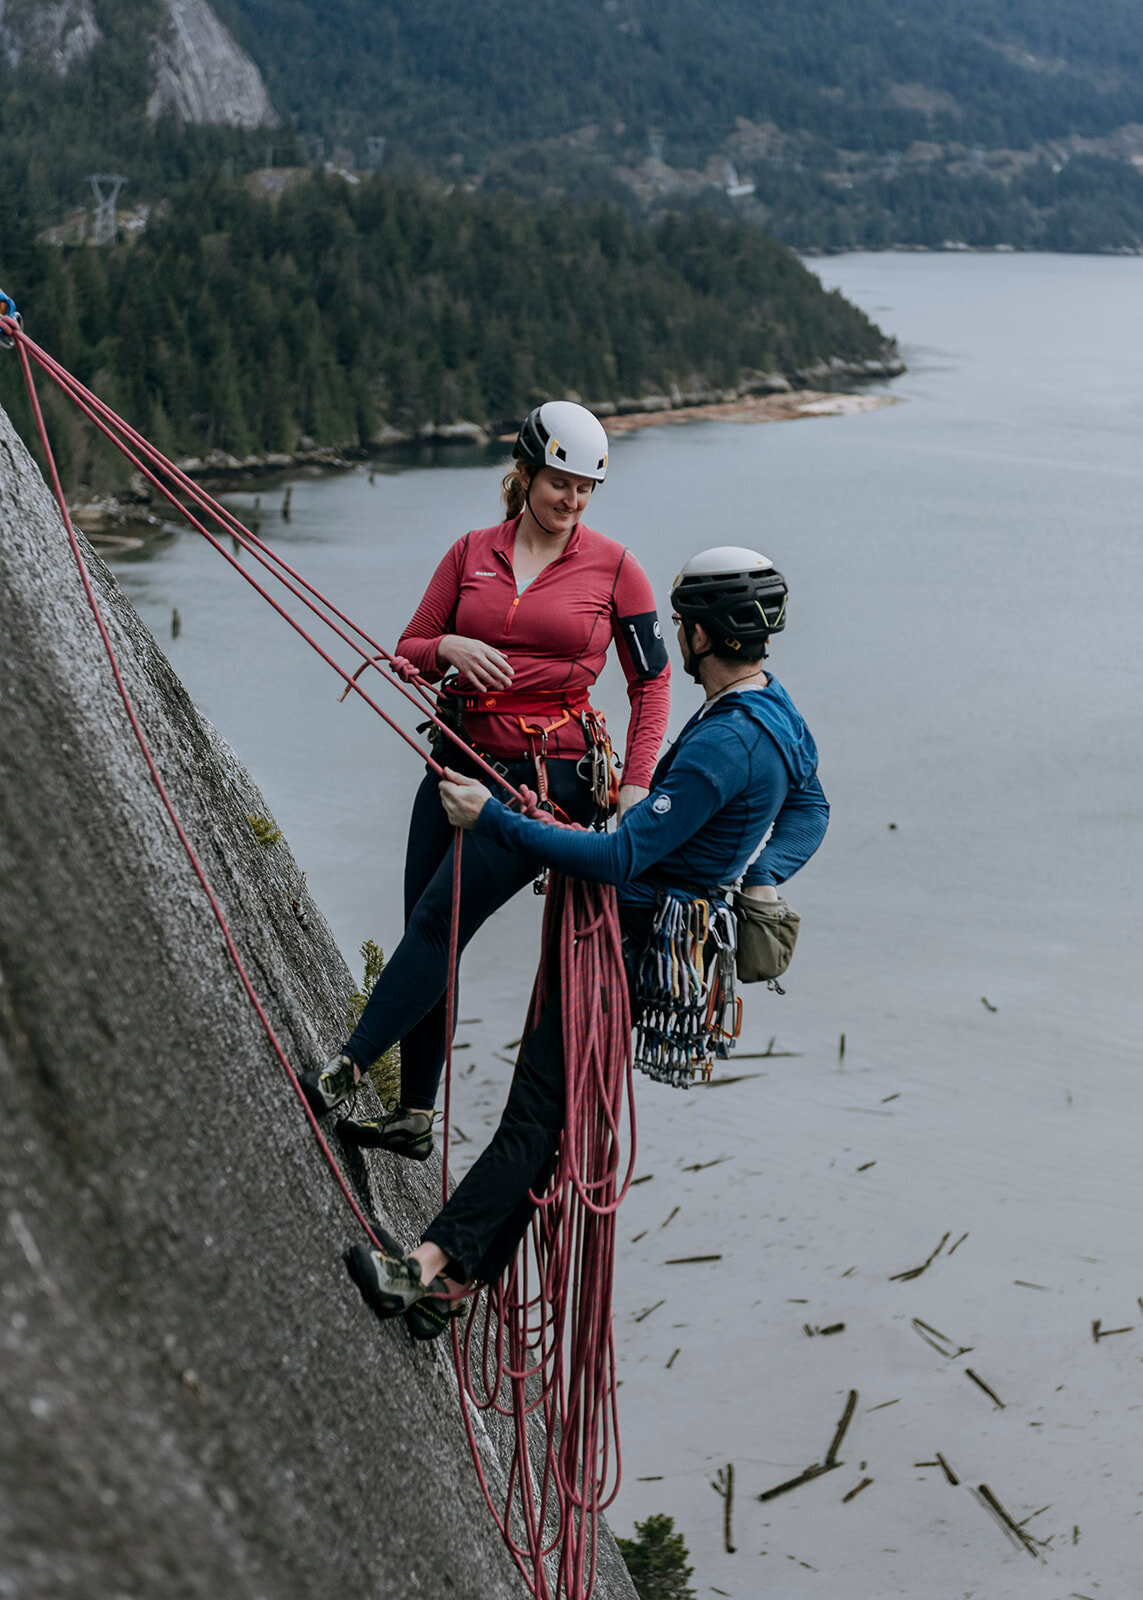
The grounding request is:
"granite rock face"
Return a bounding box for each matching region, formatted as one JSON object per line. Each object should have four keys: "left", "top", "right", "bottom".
{"left": 0, "top": 0, "right": 101, "bottom": 73}
{"left": 0, "top": 0, "right": 275, "bottom": 125}
{"left": 148, "top": 0, "right": 276, "bottom": 127}
{"left": 0, "top": 402, "right": 636, "bottom": 1600}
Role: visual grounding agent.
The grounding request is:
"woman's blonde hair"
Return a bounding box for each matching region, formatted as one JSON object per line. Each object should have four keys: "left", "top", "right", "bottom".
{"left": 500, "top": 463, "right": 530, "bottom": 519}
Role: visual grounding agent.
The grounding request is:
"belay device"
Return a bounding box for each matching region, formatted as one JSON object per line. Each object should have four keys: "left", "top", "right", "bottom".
{"left": 632, "top": 892, "right": 742, "bottom": 1087}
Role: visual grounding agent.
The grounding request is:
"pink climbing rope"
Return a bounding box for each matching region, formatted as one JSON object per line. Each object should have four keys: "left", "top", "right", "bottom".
{"left": 3, "top": 307, "right": 636, "bottom": 1600}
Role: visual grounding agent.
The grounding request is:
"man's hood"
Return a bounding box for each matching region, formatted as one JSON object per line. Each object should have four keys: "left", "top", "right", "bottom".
{"left": 724, "top": 677, "right": 819, "bottom": 788}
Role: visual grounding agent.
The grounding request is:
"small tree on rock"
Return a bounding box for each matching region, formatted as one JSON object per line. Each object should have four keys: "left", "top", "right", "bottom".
{"left": 615, "top": 1514, "right": 696, "bottom": 1600}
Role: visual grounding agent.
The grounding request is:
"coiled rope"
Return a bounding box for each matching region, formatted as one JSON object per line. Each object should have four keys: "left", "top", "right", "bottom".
{"left": 1, "top": 301, "right": 635, "bottom": 1600}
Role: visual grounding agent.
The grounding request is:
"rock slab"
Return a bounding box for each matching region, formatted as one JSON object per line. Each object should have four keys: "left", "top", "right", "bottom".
{"left": 0, "top": 402, "right": 635, "bottom": 1600}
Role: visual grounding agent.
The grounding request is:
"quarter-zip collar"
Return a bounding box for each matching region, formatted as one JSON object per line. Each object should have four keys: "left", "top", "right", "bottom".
{"left": 490, "top": 515, "right": 584, "bottom": 578}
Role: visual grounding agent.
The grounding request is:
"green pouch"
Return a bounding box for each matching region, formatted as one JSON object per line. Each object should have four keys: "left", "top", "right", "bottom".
{"left": 733, "top": 894, "right": 800, "bottom": 984}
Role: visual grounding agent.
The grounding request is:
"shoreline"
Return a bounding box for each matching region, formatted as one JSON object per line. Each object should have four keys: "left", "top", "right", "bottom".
{"left": 602, "top": 387, "right": 896, "bottom": 433}
{"left": 71, "top": 355, "right": 903, "bottom": 542}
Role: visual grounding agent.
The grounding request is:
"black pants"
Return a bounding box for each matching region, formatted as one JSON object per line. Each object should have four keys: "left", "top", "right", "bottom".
{"left": 341, "top": 755, "right": 595, "bottom": 1108}
{"left": 422, "top": 904, "right": 652, "bottom": 1284}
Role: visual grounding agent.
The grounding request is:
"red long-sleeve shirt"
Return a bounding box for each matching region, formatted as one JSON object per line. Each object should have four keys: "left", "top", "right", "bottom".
{"left": 397, "top": 518, "right": 671, "bottom": 787}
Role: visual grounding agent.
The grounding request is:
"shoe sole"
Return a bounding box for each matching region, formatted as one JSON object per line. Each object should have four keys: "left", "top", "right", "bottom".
{"left": 336, "top": 1120, "right": 434, "bottom": 1162}
{"left": 405, "top": 1299, "right": 454, "bottom": 1341}
{"left": 297, "top": 1070, "right": 337, "bottom": 1121}
{"left": 343, "top": 1242, "right": 411, "bottom": 1320}
{"left": 408, "top": 1289, "right": 470, "bottom": 1341}
{"left": 358, "top": 1218, "right": 461, "bottom": 1343}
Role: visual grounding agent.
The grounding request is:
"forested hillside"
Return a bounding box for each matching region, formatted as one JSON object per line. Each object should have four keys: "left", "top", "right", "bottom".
{"left": 0, "top": 0, "right": 272, "bottom": 222}
{"left": 216, "top": 0, "right": 1143, "bottom": 157}
{"left": 0, "top": 172, "right": 892, "bottom": 483}
{"left": 5, "top": 0, "right": 1143, "bottom": 248}
{"left": 213, "top": 0, "right": 1143, "bottom": 250}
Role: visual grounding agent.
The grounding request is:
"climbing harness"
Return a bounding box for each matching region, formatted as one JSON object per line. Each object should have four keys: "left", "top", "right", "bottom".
{"left": 632, "top": 892, "right": 741, "bottom": 1088}
{"left": 1, "top": 295, "right": 635, "bottom": 1600}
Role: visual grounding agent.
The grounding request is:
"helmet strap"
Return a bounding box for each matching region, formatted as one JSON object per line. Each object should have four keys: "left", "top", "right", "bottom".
{"left": 521, "top": 466, "right": 590, "bottom": 539}
{"left": 681, "top": 618, "right": 768, "bottom": 681}
{"left": 523, "top": 477, "right": 568, "bottom": 539}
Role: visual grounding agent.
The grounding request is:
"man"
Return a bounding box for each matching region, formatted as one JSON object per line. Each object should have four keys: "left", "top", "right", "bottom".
{"left": 345, "top": 546, "right": 828, "bottom": 1324}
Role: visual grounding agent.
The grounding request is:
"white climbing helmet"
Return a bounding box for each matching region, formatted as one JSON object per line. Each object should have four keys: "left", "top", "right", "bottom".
{"left": 671, "top": 547, "right": 788, "bottom": 645}
{"left": 514, "top": 401, "right": 609, "bottom": 483}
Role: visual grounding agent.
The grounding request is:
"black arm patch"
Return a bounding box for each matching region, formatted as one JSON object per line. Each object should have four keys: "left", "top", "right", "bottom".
{"left": 619, "top": 611, "right": 670, "bottom": 679}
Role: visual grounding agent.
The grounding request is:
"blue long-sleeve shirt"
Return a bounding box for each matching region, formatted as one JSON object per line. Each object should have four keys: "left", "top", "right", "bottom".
{"left": 476, "top": 678, "right": 828, "bottom": 906}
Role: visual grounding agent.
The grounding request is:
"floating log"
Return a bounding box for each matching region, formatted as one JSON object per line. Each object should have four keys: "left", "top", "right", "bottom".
{"left": 973, "top": 1484, "right": 1041, "bottom": 1558}
{"left": 712, "top": 1464, "right": 736, "bottom": 1554}
{"left": 965, "top": 1369, "right": 1005, "bottom": 1408}
{"left": 890, "top": 1232, "right": 950, "bottom": 1283}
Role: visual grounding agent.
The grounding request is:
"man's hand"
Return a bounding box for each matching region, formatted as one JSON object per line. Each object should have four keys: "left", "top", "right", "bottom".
{"left": 739, "top": 882, "right": 779, "bottom": 903}
{"left": 437, "top": 635, "right": 514, "bottom": 691}
{"left": 439, "top": 767, "right": 492, "bottom": 829}
{"left": 616, "top": 784, "right": 649, "bottom": 821}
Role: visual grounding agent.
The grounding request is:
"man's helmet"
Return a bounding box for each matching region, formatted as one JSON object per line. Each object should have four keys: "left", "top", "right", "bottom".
{"left": 514, "top": 401, "right": 609, "bottom": 483}
{"left": 671, "top": 546, "right": 788, "bottom": 650}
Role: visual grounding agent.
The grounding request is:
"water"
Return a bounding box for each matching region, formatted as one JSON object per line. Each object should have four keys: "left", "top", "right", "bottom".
{"left": 111, "top": 254, "right": 1143, "bottom": 1596}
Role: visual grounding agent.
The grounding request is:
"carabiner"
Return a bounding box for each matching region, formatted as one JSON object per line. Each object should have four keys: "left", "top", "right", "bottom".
{"left": 0, "top": 288, "right": 21, "bottom": 350}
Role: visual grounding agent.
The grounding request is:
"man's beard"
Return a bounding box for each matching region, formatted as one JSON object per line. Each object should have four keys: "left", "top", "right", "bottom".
{"left": 683, "top": 646, "right": 706, "bottom": 683}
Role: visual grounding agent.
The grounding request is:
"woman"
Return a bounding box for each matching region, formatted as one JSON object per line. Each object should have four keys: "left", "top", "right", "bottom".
{"left": 299, "top": 400, "right": 671, "bottom": 1157}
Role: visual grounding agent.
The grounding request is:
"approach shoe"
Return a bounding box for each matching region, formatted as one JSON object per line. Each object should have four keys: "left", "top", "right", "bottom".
{"left": 344, "top": 1242, "right": 428, "bottom": 1321}
{"left": 336, "top": 1102, "right": 435, "bottom": 1162}
{"left": 297, "top": 1053, "right": 358, "bottom": 1120}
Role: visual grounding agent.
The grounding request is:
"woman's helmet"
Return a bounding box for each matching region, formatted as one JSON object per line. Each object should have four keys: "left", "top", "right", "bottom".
{"left": 514, "top": 401, "right": 609, "bottom": 483}
{"left": 671, "top": 546, "right": 788, "bottom": 649}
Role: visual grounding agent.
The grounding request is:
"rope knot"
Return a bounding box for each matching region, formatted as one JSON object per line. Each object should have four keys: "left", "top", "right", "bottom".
{"left": 517, "top": 784, "right": 555, "bottom": 822}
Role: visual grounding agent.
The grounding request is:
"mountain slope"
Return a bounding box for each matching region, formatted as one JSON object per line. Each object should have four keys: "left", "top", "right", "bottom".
{"left": 0, "top": 0, "right": 275, "bottom": 221}
{"left": 217, "top": 0, "right": 1143, "bottom": 155}
{"left": 214, "top": 0, "right": 1143, "bottom": 249}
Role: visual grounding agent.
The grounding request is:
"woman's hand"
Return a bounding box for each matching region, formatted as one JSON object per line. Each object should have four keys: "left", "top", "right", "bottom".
{"left": 616, "top": 784, "right": 649, "bottom": 821}
{"left": 437, "top": 635, "right": 514, "bottom": 692}
{"left": 439, "top": 768, "right": 492, "bottom": 829}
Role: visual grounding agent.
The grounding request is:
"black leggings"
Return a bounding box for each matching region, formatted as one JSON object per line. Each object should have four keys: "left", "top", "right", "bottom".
{"left": 422, "top": 905, "right": 651, "bottom": 1285}
{"left": 341, "top": 756, "right": 595, "bottom": 1109}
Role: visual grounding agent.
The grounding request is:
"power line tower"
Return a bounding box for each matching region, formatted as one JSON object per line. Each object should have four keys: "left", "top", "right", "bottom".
{"left": 87, "top": 175, "right": 126, "bottom": 245}
{"left": 364, "top": 135, "right": 386, "bottom": 171}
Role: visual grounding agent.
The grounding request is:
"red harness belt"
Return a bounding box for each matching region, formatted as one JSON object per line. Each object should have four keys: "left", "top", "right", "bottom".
{"left": 450, "top": 685, "right": 589, "bottom": 719}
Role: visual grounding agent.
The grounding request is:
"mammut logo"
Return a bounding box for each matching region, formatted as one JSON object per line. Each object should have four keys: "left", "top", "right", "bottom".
{"left": 652, "top": 795, "right": 671, "bottom": 815}
{"left": 475, "top": 570, "right": 497, "bottom": 577}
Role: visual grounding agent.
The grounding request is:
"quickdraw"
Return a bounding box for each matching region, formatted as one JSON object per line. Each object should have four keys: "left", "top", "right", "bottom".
{"left": 632, "top": 892, "right": 741, "bottom": 1088}
{"left": 578, "top": 706, "right": 620, "bottom": 822}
